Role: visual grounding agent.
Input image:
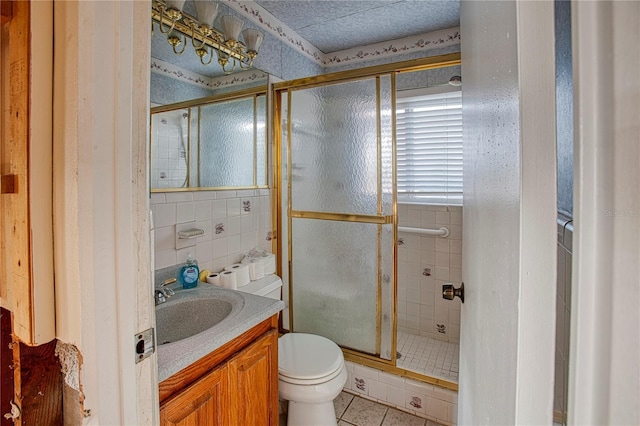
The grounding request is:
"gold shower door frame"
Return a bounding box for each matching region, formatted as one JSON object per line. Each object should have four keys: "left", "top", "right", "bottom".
{"left": 271, "top": 53, "right": 461, "bottom": 390}
{"left": 150, "top": 86, "right": 269, "bottom": 192}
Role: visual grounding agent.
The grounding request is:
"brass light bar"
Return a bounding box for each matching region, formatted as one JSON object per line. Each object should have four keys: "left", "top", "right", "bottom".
{"left": 151, "top": 2, "right": 248, "bottom": 63}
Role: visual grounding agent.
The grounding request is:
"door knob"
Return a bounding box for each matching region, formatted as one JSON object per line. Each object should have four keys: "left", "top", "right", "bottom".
{"left": 442, "top": 282, "right": 464, "bottom": 303}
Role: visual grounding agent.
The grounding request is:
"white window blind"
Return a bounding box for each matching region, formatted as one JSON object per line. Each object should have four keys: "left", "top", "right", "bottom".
{"left": 396, "top": 89, "right": 462, "bottom": 205}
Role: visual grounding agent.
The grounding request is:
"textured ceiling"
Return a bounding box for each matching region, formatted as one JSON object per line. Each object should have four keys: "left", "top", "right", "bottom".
{"left": 151, "top": 0, "right": 460, "bottom": 78}
{"left": 254, "top": 0, "right": 460, "bottom": 53}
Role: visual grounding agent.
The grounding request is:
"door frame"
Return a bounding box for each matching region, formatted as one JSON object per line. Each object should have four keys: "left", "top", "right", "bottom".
{"left": 569, "top": 1, "right": 640, "bottom": 424}
{"left": 52, "top": 1, "right": 157, "bottom": 424}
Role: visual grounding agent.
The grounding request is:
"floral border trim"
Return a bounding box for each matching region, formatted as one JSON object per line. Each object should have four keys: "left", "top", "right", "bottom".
{"left": 324, "top": 27, "right": 461, "bottom": 67}
{"left": 225, "top": 1, "right": 460, "bottom": 67}
{"left": 150, "top": 58, "right": 268, "bottom": 90}
{"left": 224, "top": 0, "right": 325, "bottom": 64}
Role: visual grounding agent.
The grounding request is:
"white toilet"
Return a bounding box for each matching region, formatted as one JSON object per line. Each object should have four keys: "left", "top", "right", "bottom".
{"left": 236, "top": 274, "right": 347, "bottom": 426}
{"left": 278, "top": 332, "right": 347, "bottom": 425}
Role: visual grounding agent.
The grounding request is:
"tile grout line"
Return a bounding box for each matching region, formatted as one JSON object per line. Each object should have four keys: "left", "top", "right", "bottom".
{"left": 337, "top": 392, "right": 356, "bottom": 423}
{"left": 378, "top": 405, "right": 390, "bottom": 426}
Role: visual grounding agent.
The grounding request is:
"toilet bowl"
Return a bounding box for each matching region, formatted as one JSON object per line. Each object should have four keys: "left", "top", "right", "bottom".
{"left": 279, "top": 333, "right": 347, "bottom": 426}
{"left": 235, "top": 274, "right": 347, "bottom": 425}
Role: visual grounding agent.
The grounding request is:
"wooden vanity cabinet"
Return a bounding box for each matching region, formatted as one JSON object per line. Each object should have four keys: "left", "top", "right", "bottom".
{"left": 160, "top": 365, "right": 228, "bottom": 426}
{"left": 228, "top": 327, "right": 278, "bottom": 426}
{"left": 159, "top": 316, "right": 279, "bottom": 426}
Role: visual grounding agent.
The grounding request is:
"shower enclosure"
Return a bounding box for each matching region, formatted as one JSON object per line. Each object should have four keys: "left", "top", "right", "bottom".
{"left": 273, "top": 54, "right": 461, "bottom": 384}
{"left": 276, "top": 74, "right": 396, "bottom": 362}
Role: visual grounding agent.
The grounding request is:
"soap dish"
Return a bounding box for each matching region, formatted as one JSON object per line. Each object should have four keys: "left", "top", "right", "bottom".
{"left": 175, "top": 221, "right": 203, "bottom": 250}
{"left": 178, "top": 228, "right": 205, "bottom": 239}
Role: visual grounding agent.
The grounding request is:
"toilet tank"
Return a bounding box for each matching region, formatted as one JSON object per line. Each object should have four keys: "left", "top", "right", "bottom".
{"left": 235, "top": 274, "right": 282, "bottom": 300}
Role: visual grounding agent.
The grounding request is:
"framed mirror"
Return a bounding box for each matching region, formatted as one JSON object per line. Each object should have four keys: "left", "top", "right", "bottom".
{"left": 150, "top": 86, "right": 268, "bottom": 191}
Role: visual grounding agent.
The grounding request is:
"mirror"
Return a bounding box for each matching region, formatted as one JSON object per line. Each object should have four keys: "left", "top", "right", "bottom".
{"left": 150, "top": 0, "right": 270, "bottom": 191}
{"left": 150, "top": 87, "right": 268, "bottom": 191}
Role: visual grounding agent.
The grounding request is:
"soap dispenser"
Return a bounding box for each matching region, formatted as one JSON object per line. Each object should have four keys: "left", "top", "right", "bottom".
{"left": 179, "top": 254, "right": 199, "bottom": 289}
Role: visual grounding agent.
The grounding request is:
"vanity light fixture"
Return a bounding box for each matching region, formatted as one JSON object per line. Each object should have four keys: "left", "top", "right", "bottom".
{"left": 152, "top": 0, "right": 264, "bottom": 74}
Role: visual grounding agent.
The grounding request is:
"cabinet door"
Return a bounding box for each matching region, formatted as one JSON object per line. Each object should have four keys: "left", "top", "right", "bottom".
{"left": 228, "top": 329, "right": 278, "bottom": 426}
{"left": 160, "top": 365, "right": 229, "bottom": 426}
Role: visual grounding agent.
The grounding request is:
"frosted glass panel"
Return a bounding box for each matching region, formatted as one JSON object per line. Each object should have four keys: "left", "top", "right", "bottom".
{"left": 380, "top": 224, "right": 394, "bottom": 360}
{"left": 292, "top": 219, "right": 378, "bottom": 355}
{"left": 256, "top": 94, "right": 267, "bottom": 187}
{"left": 289, "top": 79, "right": 384, "bottom": 215}
{"left": 199, "top": 99, "right": 254, "bottom": 187}
{"left": 280, "top": 94, "right": 291, "bottom": 330}
{"left": 188, "top": 107, "right": 198, "bottom": 187}
{"left": 380, "top": 76, "right": 394, "bottom": 215}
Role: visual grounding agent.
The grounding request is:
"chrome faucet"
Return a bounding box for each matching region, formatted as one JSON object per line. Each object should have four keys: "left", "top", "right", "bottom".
{"left": 154, "top": 278, "right": 177, "bottom": 305}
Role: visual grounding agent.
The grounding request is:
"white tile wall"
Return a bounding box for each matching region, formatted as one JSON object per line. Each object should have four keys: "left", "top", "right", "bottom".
{"left": 344, "top": 360, "right": 458, "bottom": 425}
{"left": 150, "top": 189, "right": 273, "bottom": 272}
{"left": 397, "top": 204, "right": 463, "bottom": 343}
{"left": 150, "top": 114, "right": 188, "bottom": 189}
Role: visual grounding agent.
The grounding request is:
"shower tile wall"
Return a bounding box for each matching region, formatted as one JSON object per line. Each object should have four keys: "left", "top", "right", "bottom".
{"left": 344, "top": 360, "right": 458, "bottom": 426}
{"left": 554, "top": 218, "right": 572, "bottom": 424}
{"left": 150, "top": 114, "right": 188, "bottom": 189}
{"left": 150, "top": 189, "right": 272, "bottom": 273}
{"left": 397, "top": 204, "right": 463, "bottom": 344}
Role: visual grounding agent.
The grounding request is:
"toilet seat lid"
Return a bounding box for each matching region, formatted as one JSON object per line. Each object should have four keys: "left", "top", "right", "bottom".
{"left": 278, "top": 333, "right": 344, "bottom": 381}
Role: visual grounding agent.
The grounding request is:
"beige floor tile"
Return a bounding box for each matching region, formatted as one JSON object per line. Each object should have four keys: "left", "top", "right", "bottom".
{"left": 382, "top": 408, "right": 426, "bottom": 426}
{"left": 341, "top": 396, "right": 388, "bottom": 426}
{"left": 334, "top": 391, "right": 355, "bottom": 418}
{"left": 338, "top": 421, "right": 357, "bottom": 426}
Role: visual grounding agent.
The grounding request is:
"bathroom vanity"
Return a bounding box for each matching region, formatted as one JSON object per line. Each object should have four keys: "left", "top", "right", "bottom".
{"left": 155, "top": 283, "right": 283, "bottom": 426}
{"left": 159, "top": 315, "right": 279, "bottom": 425}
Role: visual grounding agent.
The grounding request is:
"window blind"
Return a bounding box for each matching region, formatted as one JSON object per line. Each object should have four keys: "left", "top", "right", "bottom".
{"left": 396, "top": 89, "right": 462, "bottom": 205}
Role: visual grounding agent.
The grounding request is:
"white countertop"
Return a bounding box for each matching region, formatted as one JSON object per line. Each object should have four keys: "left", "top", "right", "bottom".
{"left": 156, "top": 284, "right": 284, "bottom": 382}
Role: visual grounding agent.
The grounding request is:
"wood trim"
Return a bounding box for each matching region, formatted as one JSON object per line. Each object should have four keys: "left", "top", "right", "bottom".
{"left": 2, "top": 0, "right": 55, "bottom": 346}
{"left": 268, "top": 327, "right": 278, "bottom": 426}
{"left": 0, "top": 1, "right": 11, "bottom": 26}
{"left": 158, "top": 316, "right": 276, "bottom": 403}
{"left": 2, "top": 0, "right": 33, "bottom": 344}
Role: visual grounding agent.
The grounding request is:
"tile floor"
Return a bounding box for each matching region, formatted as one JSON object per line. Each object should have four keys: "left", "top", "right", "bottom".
{"left": 396, "top": 332, "right": 459, "bottom": 382}
{"left": 280, "top": 392, "right": 445, "bottom": 426}
{"left": 335, "top": 392, "right": 444, "bottom": 426}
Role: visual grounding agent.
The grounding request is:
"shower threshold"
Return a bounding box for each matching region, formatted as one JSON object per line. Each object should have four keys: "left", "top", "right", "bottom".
{"left": 397, "top": 331, "right": 459, "bottom": 383}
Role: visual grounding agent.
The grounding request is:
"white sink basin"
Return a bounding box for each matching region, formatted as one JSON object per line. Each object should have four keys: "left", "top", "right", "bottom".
{"left": 155, "top": 289, "right": 243, "bottom": 345}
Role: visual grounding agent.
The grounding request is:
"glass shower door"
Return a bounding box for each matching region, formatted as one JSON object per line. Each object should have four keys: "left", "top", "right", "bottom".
{"left": 279, "top": 75, "right": 396, "bottom": 360}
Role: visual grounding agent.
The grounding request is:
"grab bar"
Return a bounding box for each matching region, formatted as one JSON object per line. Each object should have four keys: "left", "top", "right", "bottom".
{"left": 398, "top": 226, "right": 449, "bottom": 238}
